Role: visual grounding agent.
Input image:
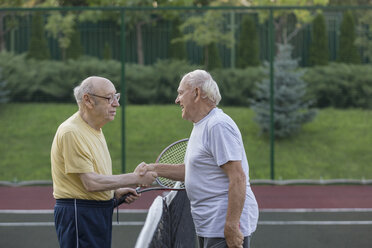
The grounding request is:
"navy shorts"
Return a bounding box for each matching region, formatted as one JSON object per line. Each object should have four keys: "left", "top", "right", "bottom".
{"left": 54, "top": 198, "right": 114, "bottom": 248}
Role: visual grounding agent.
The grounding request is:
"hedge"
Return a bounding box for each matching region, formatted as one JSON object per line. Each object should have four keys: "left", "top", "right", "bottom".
{"left": 0, "top": 52, "right": 371, "bottom": 109}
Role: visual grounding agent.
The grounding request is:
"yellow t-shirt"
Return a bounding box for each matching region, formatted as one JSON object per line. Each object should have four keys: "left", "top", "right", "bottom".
{"left": 51, "top": 112, "right": 114, "bottom": 200}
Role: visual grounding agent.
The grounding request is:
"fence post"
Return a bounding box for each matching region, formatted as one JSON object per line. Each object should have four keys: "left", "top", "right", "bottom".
{"left": 230, "top": 11, "right": 236, "bottom": 68}
{"left": 120, "top": 9, "right": 126, "bottom": 173}
{"left": 269, "top": 8, "right": 275, "bottom": 180}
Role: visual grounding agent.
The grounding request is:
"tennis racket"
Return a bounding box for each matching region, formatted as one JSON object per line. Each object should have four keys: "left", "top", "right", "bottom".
{"left": 114, "top": 138, "right": 188, "bottom": 207}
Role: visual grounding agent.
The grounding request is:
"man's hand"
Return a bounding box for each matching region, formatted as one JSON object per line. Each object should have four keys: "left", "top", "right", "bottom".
{"left": 134, "top": 162, "right": 157, "bottom": 186}
{"left": 134, "top": 162, "right": 155, "bottom": 176}
{"left": 114, "top": 188, "right": 139, "bottom": 204}
{"left": 224, "top": 222, "right": 244, "bottom": 248}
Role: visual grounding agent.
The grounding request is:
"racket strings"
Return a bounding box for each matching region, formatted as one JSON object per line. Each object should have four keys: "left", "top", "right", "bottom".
{"left": 157, "top": 177, "right": 178, "bottom": 188}
{"left": 156, "top": 140, "right": 188, "bottom": 189}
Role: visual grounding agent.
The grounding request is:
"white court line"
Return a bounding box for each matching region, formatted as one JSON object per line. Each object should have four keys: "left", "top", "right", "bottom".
{"left": 0, "top": 209, "right": 148, "bottom": 214}
{"left": 259, "top": 221, "right": 372, "bottom": 225}
{"left": 260, "top": 208, "right": 372, "bottom": 213}
{"left": 2, "top": 220, "right": 372, "bottom": 227}
{"left": 0, "top": 221, "right": 145, "bottom": 227}
{"left": 2, "top": 208, "right": 372, "bottom": 214}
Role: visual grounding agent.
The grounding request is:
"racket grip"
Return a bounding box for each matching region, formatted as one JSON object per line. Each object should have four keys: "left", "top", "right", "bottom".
{"left": 114, "top": 187, "right": 140, "bottom": 207}
{"left": 114, "top": 193, "right": 131, "bottom": 207}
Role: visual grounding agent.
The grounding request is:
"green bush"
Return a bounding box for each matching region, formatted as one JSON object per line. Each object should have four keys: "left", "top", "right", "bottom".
{"left": 0, "top": 53, "right": 201, "bottom": 104}
{"left": 0, "top": 69, "right": 9, "bottom": 104}
{"left": 1, "top": 52, "right": 372, "bottom": 109}
{"left": 304, "top": 63, "right": 372, "bottom": 109}
{"left": 0, "top": 53, "right": 67, "bottom": 102}
{"left": 152, "top": 59, "right": 198, "bottom": 104}
{"left": 0, "top": 53, "right": 120, "bottom": 102}
{"left": 125, "top": 59, "right": 198, "bottom": 104}
{"left": 211, "top": 67, "right": 265, "bottom": 106}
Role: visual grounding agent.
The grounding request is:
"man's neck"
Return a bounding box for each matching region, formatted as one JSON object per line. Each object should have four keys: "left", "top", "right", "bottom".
{"left": 79, "top": 110, "right": 102, "bottom": 131}
{"left": 192, "top": 104, "right": 216, "bottom": 123}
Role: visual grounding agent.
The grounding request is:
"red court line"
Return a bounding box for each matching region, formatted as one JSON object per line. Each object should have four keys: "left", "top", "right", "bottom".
{"left": 1, "top": 185, "right": 372, "bottom": 210}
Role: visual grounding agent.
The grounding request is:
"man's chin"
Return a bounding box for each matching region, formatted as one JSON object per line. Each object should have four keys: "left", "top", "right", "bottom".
{"left": 107, "top": 116, "right": 115, "bottom": 122}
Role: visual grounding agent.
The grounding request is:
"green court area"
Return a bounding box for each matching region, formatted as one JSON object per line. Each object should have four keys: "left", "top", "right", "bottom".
{"left": 0, "top": 103, "right": 371, "bottom": 181}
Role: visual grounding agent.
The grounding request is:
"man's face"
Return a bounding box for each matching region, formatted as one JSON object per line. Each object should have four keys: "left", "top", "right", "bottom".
{"left": 175, "top": 81, "right": 197, "bottom": 122}
{"left": 91, "top": 81, "right": 120, "bottom": 124}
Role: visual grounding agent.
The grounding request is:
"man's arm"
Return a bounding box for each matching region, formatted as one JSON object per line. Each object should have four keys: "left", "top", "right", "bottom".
{"left": 136, "top": 163, "right": 185, "bottom": 182}
{"left": 79, "top": 164, "right": 157, "bottom": 192}
{"left": 221, "top": 160, "right": 246, "bottom": 248}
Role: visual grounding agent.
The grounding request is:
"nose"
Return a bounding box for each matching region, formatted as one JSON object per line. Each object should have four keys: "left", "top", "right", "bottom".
{"left": 112, "top": 97, "right": 120, "bottom": 107}
{"left": 175, "top": 95, "right": 180, "bottom": 104}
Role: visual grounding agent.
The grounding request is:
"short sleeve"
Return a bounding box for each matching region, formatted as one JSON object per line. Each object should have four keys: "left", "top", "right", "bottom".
{"left": 61, "top": 131, "right": 94, "bottom": 174}
{"left": 208, "top": 123, "right": 242, "bottom": 166}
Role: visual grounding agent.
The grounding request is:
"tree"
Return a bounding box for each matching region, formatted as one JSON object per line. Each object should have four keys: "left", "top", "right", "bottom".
{"left": 338, "top": 11, "right": 360, "bottom": 64}
{"left": 169, "top": 18, "right": 187, "bottom": 60}
{"left": 175, "top": 10, "right": 233, "bottom": 68}
{"left": 78, "top": 0, "right": 194, "bottom": 65}
{"left": 44, "top": 12, "right": 76, "bottom": 60}
{"left": 0, "top": 0, "right": 37, "bottom": 52}
{"left": 65, "top": 26, "right": 83, "bottom": 59}
{"left": 205, "top": 42, "right": 222, "bottom": 70}
{"left": 355, "top": 12, "right": 372, "bottom": 63}
{"left": 252, "top": 0, "right": 329, "bottom": 45}
{"left": 331, "top": 0, "right": 371, "bottom": 62}
{"left": 309, "top": 13, "right": 328, "bottom": 66}
{"left": 27, "top": 13, "right": 50, "bottom": 60}
{"left": 251, "top": 44, "right": 317, "bottom": 138}
{"left": 103, "top": 42, "right": 113, "bottom": 60}
{"left": 236, "top": 15, "right": 260, "bottom": 68}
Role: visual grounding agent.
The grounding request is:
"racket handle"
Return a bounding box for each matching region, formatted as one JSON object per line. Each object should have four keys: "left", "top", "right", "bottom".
{"left": 114, "top": 187, "right": 140, "bottom": 207}
{"left": 114, "top": 193, "right": 129, "bottom": 207}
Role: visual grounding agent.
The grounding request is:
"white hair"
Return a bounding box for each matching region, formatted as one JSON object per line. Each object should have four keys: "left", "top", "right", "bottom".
{"left": 181, "top": 69, "right": 221, "bottom": 105}
{"left": 73, "top": 76, "right": 110, "bottom": 104}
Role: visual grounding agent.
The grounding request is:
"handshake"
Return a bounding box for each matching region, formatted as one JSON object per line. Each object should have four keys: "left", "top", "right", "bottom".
{"left": 115, "top": 161, "right": 183, "bottom": 205}
{"left": 134, "top": 162, "right": 157, "bottom": 186}
{"left": 114, "top": 162, "right": 157, "bottom": 206}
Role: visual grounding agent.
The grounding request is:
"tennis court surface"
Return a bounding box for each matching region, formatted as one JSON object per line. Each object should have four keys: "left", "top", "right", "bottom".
{"left": 1, "top": 185, "right": 372, "bottom": 248}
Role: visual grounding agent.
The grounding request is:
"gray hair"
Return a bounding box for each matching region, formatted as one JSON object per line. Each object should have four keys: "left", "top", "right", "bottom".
{"left": 181, "top": 69, "right": 221, "bottom": 105}
{"left": 73, "top": 77, "right": 95, "bottom": 104}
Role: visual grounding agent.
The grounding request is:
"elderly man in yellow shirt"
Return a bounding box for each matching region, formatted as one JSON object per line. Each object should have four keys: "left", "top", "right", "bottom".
{"left": 51, "top": 76, "right": 157, "bottom": 248}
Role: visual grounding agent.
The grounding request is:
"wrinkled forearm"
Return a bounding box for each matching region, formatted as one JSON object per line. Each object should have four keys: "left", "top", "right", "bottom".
{"left": 79, "top": 172, "right": 140, "bottom": 192}
{"left": 149, "top": 163, "right": 185, "bottom": 181}
{"left": 225, "top": 174, "right": 246, "bottom": 228}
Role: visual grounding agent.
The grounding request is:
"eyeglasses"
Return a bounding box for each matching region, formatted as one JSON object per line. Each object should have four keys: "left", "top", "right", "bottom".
{"left": 88, "top": 93, "right": 120, "bottom": 104}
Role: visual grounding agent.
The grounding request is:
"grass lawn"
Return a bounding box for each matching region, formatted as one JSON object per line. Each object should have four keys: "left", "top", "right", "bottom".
{"left": 0, "top": 103, "right": 371, "bottom": 181}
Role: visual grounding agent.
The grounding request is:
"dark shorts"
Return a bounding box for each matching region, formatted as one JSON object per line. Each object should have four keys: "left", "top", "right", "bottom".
{"left": 198, "top": 236, "right": 251, "bottom": 248}
{"left": 54, "top": 199, "right": 114, "bottom": 248}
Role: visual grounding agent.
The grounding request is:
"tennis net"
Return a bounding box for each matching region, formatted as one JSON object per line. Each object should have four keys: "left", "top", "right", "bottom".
{"left": 135, "top": 189, "right": 196, "bottom": 248}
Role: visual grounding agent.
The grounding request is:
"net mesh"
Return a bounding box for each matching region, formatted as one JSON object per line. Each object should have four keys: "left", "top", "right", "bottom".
{"left": 135, "top": 139, "right": 195, "bottom": 248}
{"left": 135, "top": 190, "right": 196, "bottom": 248}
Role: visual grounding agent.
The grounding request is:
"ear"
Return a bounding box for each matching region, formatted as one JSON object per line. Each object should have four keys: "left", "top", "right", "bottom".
{"left": 83, "top": 94, "right": 94, "bottom": 109}
{"left": 194, "top": 87, "right": 201, "bottom": 102}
